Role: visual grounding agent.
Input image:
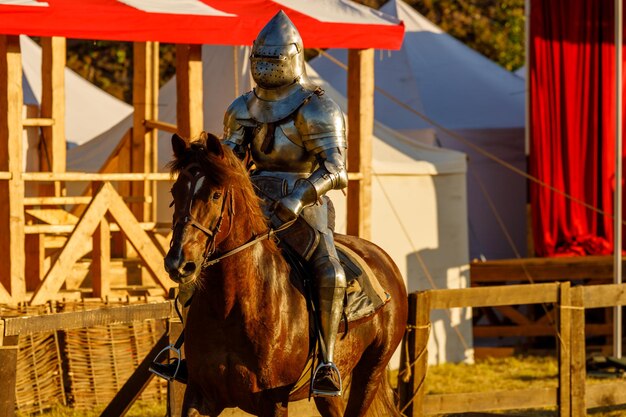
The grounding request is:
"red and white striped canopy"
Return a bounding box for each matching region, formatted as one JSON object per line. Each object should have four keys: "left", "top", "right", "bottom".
{"left": 0, "top": 0, "right": 404, "bottom": 49}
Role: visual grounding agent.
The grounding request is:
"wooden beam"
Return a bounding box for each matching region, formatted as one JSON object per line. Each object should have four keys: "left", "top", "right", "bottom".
{"left": 30, "top": 183, "right": 112, "bottom": 305}
{"left": 176, "top": 44, "right": 203, "bottom": 139}
{"left": 557, "top": 282, "right": 571, "bottom": 417}
{"left": 470, "top": 256, "right": 622, "bottom": 283}
{"left": 409, "top": 291, "right": 430, "bottom": 417}
{"left": 23, "top": 172, "right": 172, "bottom": 181}
{"left": 40, "top": 37, "right": 66, "bottom": 197}
{"left": 26, "top": 208, "right": 79, "bottom": 225}
{"left": 583, "top": 283, "right": 626, "bottom": 308}
{"left": 106, "top": 182, "right": 174, "bottom": 293}
{"left": 570, "top": 286, "right": 586, "bottom": 417}
{"left": 2, "top": 301, "right": 172, "bottom": 335}
{"left": 167, "top": 318, "right": 185, "bottom": 417}
{"left": 100, "top": 332, "right": 168, "bottom": 417}
{"left": 25, "top": 196, "right": 93, "bottom": 205}
{"left": 24, "top": 222, "right": 167, "bottom": 234}
{"left": 132, "top": 42, "right": 159, "bottom": 223}
{"left": 429, "top": 283, "right": 559, "bottom": 309}
{"left": 92, "top": 182, "right": 111, "bottom": 299}
{"left": 586, "top": 382, "right": 626, "bottom": 408}
{"left": 423, "top": 388, "right": 556, "bottom": 415}
{"left": 0, "top": 344, "right": 18, "bottom": 417}
{"left": 0, "top": 35, "right": 26, "bottom": 304}
{"left": 346, "top": 48, "right": 374, "bottom": 239}
{"left": 472, "top": 323, "right": 611, "bottom": 338}
{"left": 398, "top": 292, "right": 418, "bottom": 416}
{"left": 144, "top": 119, "right": 177, "bottom": 134}
{"left": 22, "top": 118, "right": 54, "bottom": 127}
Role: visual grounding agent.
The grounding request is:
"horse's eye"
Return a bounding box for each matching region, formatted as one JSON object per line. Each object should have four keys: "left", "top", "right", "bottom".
{"left": 212, "top": 191, "right": 222, "bottom": 200}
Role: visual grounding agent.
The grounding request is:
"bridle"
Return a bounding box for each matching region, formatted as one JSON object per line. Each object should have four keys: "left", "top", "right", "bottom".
{"left": 172, "top": 163, "right": 234, "bottom": 268}
{"left": 171, "top": 163, "right": 292, "bottom": 270}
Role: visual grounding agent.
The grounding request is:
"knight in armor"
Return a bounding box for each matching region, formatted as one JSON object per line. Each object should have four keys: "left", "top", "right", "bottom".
{"left": 222, "top": 11, "right": 348, "bottom": 397}
{"left": 150, "top": 10, "right": 348, "bottom": 397}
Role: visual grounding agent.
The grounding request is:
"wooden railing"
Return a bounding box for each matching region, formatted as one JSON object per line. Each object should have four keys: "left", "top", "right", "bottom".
{"left": 0, "top": 171, "right": 176, "bottom": 306}
{"left": 398, "top": 282, "right": 626, "bottom": 417}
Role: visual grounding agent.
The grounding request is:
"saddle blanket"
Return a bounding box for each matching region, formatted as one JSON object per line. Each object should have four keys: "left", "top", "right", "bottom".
{"left": 335, "top": 241, "right": 390, "bottom": 324}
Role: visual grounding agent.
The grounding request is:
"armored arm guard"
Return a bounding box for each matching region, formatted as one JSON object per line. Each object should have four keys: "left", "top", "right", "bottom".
{"left": 273, "top": 96, "right": 348, "bottom": 223}
{"left": 222, "top": 94, "right": 253, "bottom": 160}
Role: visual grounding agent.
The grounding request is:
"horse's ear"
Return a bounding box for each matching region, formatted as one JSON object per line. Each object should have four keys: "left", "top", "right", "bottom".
{"left": 172, "top": 133, "right": 187, "bottom": 159}
{"left": 205, "top": 133, "right": 224, "bottom": 159}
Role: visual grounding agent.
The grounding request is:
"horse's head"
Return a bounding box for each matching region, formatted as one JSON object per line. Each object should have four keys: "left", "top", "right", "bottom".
{"left": 164, "top": 132, "right": 236, "bottom": 284}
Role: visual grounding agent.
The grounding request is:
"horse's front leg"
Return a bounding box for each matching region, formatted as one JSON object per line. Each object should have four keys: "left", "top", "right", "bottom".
{"left": 182, "top": 384, "right": 224, "bottom": 417}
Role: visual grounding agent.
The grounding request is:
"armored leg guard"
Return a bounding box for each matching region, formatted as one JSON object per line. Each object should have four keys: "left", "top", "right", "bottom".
{"left": 310, "top": 241, "right": 347, "bottom": 397}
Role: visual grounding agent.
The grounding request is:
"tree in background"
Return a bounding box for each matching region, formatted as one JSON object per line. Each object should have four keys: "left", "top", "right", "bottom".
{"left": 64, "top": 0, "right": 524, "bottom": 103}
{"left": 408, "top": 0, "right": 525, "bottom": 71}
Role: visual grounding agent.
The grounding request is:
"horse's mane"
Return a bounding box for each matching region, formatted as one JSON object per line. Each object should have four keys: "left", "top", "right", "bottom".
{"left": 167, "top": 133, "right": 275, "bottom": 247}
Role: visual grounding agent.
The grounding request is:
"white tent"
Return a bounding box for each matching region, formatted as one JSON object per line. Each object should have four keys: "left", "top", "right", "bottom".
{"left": 20, "top": 35, "right": 133, "bottom": 196}
{"left": 67, "top": 47, "right": 472, "bottom": 364}
{"left": 20, "top": 36, "right": 133, "bottom": 148}
{"left": 309, "top": 0, "right": 527, "bottom": 261}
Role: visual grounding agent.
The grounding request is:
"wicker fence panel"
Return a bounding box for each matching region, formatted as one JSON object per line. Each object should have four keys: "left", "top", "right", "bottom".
{"left": 64, "top": 319, "right": 167, "bottom": 410}
{"left": 16, "top": 331, "right": 65, "bottom": 414}
{"left": 0, "top": 304, "right": 65, "bottom": 415}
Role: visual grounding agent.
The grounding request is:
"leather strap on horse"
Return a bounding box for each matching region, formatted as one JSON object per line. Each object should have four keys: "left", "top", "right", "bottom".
{"left": 202, "top": 220, "right": 294, "bottom": 268}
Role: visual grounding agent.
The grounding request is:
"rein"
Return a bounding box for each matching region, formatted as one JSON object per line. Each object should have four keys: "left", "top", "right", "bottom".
{"left": 202, "top": 220, "right": 292, "bottom": 268}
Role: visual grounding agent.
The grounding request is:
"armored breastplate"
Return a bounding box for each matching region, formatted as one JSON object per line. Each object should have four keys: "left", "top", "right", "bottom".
{"left": 250, "top": 118, "right": 316, "bottom": 174}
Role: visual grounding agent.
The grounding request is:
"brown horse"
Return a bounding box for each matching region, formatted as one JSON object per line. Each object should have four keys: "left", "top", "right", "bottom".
{"left": 164, "top": 132, "right": 408, "bottom": 417}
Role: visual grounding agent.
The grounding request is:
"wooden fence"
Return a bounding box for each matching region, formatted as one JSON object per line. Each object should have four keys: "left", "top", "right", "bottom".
{"left": 397, "top": 282, "right": 626, "bottom": 417}
{"left": 0, "top": 173, "right": 177, "bottom": 306}
{"left": 0, "top": 300, "right": 175, "bottom": 417}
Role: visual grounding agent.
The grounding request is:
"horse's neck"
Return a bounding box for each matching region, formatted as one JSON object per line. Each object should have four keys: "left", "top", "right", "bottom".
{"left": 201, "top": 218, "right": 291, "bottom": 320}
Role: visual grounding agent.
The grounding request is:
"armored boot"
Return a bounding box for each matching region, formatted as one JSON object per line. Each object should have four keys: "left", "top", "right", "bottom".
{"left": 311, "top": 253, "right": 347, "bottom": 397}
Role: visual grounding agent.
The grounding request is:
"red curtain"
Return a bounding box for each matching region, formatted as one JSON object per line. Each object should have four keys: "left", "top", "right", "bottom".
{"left": 530, "top": 0, "right": 625, "bottom": 256}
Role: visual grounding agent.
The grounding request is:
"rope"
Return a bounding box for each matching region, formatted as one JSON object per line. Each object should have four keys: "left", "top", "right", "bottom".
{"left": 398, "top": 323, "right": 431, "bottom": 416}
{"left": 373, "top": 172, "right": 471, "bottom": 351}
{"left": 315, "top": 48, "right": 625, "bottom": 226}
{"left": 318, "top": 48, "right": 569, "bottom": 351}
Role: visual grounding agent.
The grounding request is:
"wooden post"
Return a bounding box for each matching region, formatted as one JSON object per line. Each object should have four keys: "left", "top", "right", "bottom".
{"left": 398, "top": 292, "right": 418, "bottom": 414}
{"left": 557, "top": 281, "right": 571, "bottom": 417}
{"left": 112, "top": 130, "right": 132, "bottom": 258}
{"left": 0, "top": 35, "right": 26, "bottom": 304}
{"left": 167, "top": 317, "right": 185, "bottom": 417}
{"left": 570, "top": 286, "right": 586, "bottom": 417}
{"left": 176, "top": 44, "right": 203, "bottom": 139}
{"left": 39, "top": 37, "right": 66, "bottom": 197}
{"left": 92, "top": 182, "right": 111, "bottom": 298}
{"left": 346, "top": 48, "right": 374, "bottom": 240}
{"left": 132, "top": 41, "right": 159, "bottom": 223}
{"left": 0, "top": 336, "right": 18, "bottom": 417}
{"left": 398, "top": 291, "right": 430, "bottom": 417}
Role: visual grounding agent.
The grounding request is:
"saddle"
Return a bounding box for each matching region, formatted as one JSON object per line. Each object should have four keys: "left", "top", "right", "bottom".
{"left": 280, "top": 235, "right": 390, "bottom": 328}
{"left": 336, "top": 241, "right": 390, "bottom": 324}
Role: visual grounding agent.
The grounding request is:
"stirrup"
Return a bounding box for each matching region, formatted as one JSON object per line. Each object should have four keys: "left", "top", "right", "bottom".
{"left": 311, "top": 362, "right": 342, "bottom": 397}
{"left": 149, "top": 344, "right": 182, "bottom": 382}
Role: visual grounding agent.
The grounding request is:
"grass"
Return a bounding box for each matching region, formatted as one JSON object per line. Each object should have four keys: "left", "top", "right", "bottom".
{"left": 425, "top": 355, "right": 559, "bottom": 394}
{"left": 419, "top": 355, "right": 626, "bottom": 416}
{"left": 17, "top": 356, "right": 626, "bottom": 416}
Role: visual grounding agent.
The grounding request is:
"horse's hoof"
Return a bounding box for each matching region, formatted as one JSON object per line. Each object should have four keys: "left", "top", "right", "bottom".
{"left": 311, "top": 364, "right": 342, "bottom": 397}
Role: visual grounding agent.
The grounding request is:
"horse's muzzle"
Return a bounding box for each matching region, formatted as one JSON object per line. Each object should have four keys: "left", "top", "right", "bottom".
{"left": 164, "top": 251, "right": 198, "bottom": 284}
